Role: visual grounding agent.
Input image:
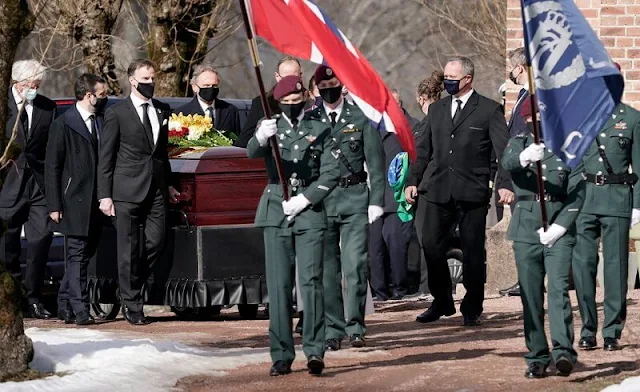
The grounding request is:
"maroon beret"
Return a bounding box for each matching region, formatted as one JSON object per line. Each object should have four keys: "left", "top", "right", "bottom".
{"left": 314, "top": 64, "right": 337, "bottom": 84}
{"left": 520, "top": 96, "right": 537, "bottom": 119}
{"left": 614, "top": 62, "right": 621, "bottom": 71}
{"left": 273, "top": 75, "right": 304, "bottom": 101}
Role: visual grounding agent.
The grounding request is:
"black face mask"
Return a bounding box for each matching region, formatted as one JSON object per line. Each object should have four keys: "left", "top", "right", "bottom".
{"left": 198, "top": 86, "right": 219, "bottom": 102}
{"left": 509, "top": 67, "right": 521, "bottom": 85}
{"left": 136, "top": 82, "right": 155, "bottom": 99}
{"left": 443, "top": 79, "right": 461, "bottom": 95}
{"left": 279, "top": 102, "right": 306, "bottom": 120}
{"left": 319, "top": 86, "right": 342, "bottom": 104}
{"left": 94, "top": 97, "right": 108, "bottom": 113}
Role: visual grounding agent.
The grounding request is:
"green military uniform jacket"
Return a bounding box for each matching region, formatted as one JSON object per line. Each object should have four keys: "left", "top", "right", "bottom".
{"left": 247, "top": 114, "right": 340, "bottom": 229}
{"left": 502, "top": 132, "right": 585, "bottom": 244}
{"left": 306, "top": 101, "right": 385, "bottom": 217}
{"left": 580, "top": 103, "right": 640, "bottom": 217}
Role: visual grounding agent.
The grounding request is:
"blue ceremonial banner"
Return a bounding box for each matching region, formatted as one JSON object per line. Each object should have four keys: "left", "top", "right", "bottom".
{"left": 521, "top": 0, "right": 624, "bottom": 168}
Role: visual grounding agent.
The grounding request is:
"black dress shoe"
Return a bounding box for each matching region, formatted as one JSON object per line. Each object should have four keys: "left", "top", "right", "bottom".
{"left": 416, "top": 305, "right": 455, "bottom": 323}
{"left": 499, "top": 282, "right": 521, "bottom": 297}
{"left": 525, "top": 362, "right": 547, "bottom": 379}
{"left": 349, "top": 334, "right": 365, "bottom": 348}
{"left": 325, "top": 338, "right": 341, "bottom": 351}
{"left": 123, "top": 305, "right": 149, "bottom": 326}
{"left": 29, "top": 303, "right": 53, "bottom": 319}
{"left": 579, "top": 336, "right": 597, "bottom": 350}
{"left": 75, "top": 311, "right": 96, "bottom": 326}
{"left": 58, "top": 309, "right": 76, "bottom": 324}
{"left": 269, "top": 360, "right": 291, "bottom": 376}
{"left": 307, "top": 355, "right": 324, "bottom": 375}
{"left": 555, "top": 356, "right": 573, "bottom": 377}
{"left": 604, "top": 337, "right": 620, "bottom": 351}
{"left": 295, "top": 312, "right": 303, "bottom": 335}
{"left": 390, "top": 293, "right": 406, "bottom": 301}
{"left": 463, "top": 314, "right": 482, "bottom": 327}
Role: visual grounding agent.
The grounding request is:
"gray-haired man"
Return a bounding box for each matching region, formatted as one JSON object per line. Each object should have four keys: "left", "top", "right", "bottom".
{"left": 0, "top": 60, "right": 57, "bottom": 319}
{"left": 174, "top": 63, "right": 241, "bottom": 136}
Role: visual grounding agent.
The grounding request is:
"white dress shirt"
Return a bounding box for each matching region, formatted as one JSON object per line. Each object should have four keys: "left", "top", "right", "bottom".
{"left": 76, "top": 103, "right": 97, "bottom": 137}
{"left": 12, "top": 86, "right": 33, "bottom": 130}
{"left": 282, "top": 110, "right": 305, "bottom": 128}
{"left": 450, "top": 89, "right": 474, "bottom": 119}
{"left": 130, "top": 93, "right": 160, "bottom": 144}
{"left": 323, "top": 98, "right": 344, "bottom": 123}
{"left": 198, "top": 96, "right": 216, "bottom": 123}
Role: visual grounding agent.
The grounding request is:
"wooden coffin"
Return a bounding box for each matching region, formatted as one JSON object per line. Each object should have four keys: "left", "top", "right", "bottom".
{"left": 169, "top": 147, "right": 267, "bottom": 226}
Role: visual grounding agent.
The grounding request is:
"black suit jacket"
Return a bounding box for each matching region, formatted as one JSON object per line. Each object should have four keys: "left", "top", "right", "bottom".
{"left": 97, "top": 97, "right": 173, "bottom": 204}
{"left": 408, "top": 91, "right": 512, "bottom": 204}
{"left": 234, "top": 89, "right": 280, "bottom": 148}
{"left": 45, "top": 106, "right": 102, "bottom": 236}
{"left": 0, "top": 91, "right": 56, "bottom": 208}
{"left": 174, "top": 96, "right": 241, "bottom": 136}
{"left": 508, "top": 89, "right": 529, "bottom": 137}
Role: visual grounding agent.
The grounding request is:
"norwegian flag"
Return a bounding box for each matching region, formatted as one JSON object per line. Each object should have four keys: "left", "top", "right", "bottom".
{"left": 245, "top": 0, "right": 416, "bottom": 161}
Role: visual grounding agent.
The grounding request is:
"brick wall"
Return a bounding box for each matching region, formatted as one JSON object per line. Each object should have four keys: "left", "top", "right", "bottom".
{"left": 505, "top": 0, "right": 640, "bottom": 114}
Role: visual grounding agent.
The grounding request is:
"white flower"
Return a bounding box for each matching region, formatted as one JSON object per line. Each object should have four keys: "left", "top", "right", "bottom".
{"left": 187, "top": 125, "right": 207, "bottom": 140}
{"left": 168, "top": 119, "right": 182, "bottom": 131}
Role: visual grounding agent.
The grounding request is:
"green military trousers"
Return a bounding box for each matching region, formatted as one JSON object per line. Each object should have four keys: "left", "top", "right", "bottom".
{"left": 323, "top": 213, "right": 369, "bottom": 340}
{"left": 514, "top": 238, "right": 577, "bottom": 366}
{"left": 263, "top": 226, "right": 326, "bottom": 364}
{"left": 572, "top": 213, "right": 630, "bottom": 340}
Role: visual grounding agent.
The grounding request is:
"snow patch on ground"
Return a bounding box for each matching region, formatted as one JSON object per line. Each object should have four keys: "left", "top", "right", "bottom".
{"left": 602, "top": 377, "right": 640, "bottom": 392}
{"left": 0, "top": 328, "right": 270, "bottom": 392}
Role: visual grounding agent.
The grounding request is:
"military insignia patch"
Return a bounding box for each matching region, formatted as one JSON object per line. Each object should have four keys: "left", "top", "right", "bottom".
{"left": 349, "top": 141, "right": 359, "bottom": 152}
{"left": 615, "top": 122, "right": 627, "bottom": 130}
{"left": 326, "top": 68, "right": 333, "bottom": 76}
{"left": 296, "top": 82, "right": 302, "bottom": 90}
{"left": 557, "top": 171, "right": 567, "bottom": 182}
{"left": 310, "top": 151, "right": 319, "bottom": 159}
{"left": 618, "top": 137, "right": 629, "bottom": 149}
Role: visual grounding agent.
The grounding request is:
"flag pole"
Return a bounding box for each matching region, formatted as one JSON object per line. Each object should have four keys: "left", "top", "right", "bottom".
{"left": 238, "top": 0, "right": 289, "bottom": 200}
{"left": 521, "top": 0, "right": 548, "bottom": 230}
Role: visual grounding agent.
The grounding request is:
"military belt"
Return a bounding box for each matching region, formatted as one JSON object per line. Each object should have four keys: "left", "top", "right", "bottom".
{"left": 585, "top": 173, "right": 638, "bottom": 186}
{"left": 268, "top": 177, "right": 318, "bottom": 187}
{"left": 517, "top": 194, "right": 565, "bottom": 202}
{"left": 338, "top": 171, "right": 367, "bottom": 188}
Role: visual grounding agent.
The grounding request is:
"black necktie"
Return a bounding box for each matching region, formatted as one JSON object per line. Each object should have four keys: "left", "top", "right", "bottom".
{"left": 452, "top": 99, "right": 463, "bottom": 125}
{"left": 292, "top": 119, "right": 299, "bottom": 130}
{"left": 20, "top": 106, "right": 29, "bottom": 138}
{"left": 141, "top": 103, "right": 153, "bottom": 145}
{"left": 329, "top": 112, "right": 337, "bottom": 127}
{"left": 89, "top": 114, "right": 98, "bottom": 152}
{"left": 517, "top": 88, "right": 527, "bottom": 100}
{"left": 206, "top": 107, "right": 215, "bottom": 127}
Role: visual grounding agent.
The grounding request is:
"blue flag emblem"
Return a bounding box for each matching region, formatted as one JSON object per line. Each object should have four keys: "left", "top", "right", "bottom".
{"left": 521, "top": 0, "right": 624, "bottom": 168}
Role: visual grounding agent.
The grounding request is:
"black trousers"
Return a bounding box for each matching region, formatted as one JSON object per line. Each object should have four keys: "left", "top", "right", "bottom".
{"left": 0, "top": 175, "right": 52, "bottom": 304}
{"left": 422, "top": 197, "right": 487, "bottom": 317}
{"left": 369, "top": 212, "right": 412, "bottom": 299}
{"left": 58, "top": 212, "right": 102, "bottom": 315}
{"left": 414, "top": 193, "right": 429, "bottom": 294}
{"left": 114, "top": 183, "right": 167, "bottom": 313}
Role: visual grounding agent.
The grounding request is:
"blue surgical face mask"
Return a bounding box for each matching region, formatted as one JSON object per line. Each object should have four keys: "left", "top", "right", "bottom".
{"left": 443, "top": 79, "right": 461, "bottom": 96}
{"left": 22, "top": 87, "right": 37, "bottom": 101}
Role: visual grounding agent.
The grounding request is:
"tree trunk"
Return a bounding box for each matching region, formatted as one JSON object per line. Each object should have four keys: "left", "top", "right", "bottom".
{"left": 58, "top": 0, "right": 124, "bottom": 95}
{"left": 0, "top": 0, "right": 36, "bottom": 381}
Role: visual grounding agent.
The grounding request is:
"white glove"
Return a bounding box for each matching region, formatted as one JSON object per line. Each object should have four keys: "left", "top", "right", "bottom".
{"left": 368, "top": 205, "right": 384, "bottom": 224}
{"left": 537, "top": 224, "right": 567, "bottom": 248}
{"left": 519, "top": 143, "right": 546, "bottom": 168}
{"left": 632, "top": 209, "right": 640, "bottom": 228}
{"left": 255, "top": 118, "right": 278, "bottom": 146}
{"left": 282, "top": 194, "right": 311, "bottom": 217}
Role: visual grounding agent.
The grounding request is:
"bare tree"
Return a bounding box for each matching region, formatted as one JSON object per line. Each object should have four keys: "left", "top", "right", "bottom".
{"left": 0, "top": 0, "right": 36, "bottom": 380}
{"left": 414, "top": 0, "right": 507, "bottom": 70}
{"left": 142, "top": 0, "right": 241, "bottom": 97}
{"left": 28, "top": 0, "right": 125, "bottom": 94}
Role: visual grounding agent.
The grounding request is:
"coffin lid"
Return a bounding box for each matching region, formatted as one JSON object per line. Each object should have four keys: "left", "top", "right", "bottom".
{"left": 169, "top": 146, "right": 266, "bottom": 175}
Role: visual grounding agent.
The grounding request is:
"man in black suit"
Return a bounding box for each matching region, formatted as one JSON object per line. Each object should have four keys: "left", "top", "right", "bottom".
{"left": 0, "top": 60, "right": 56, "bottom": 319}
{"left": 174, "top": 64, "right": 240, "bottom": 137}
{"left": 234, "top": 56, "right": 302, "bottom": 148}
{"left": 499, "top": 47, "right": 530, "bottom": 298}
{"left": 46, "top": 74, "right": 108, "bottom": 325}
{"left": 98, "top": 59, "right": 180, "bottom": 325}
{"left": 405, "top": 56, "right": 514, "bottom": 326}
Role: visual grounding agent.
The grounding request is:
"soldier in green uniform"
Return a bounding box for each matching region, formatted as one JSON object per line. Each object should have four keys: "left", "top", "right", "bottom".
{"left": 309, "top": 65, "right": 385, "bottom": 350}
{"left": 247, "top": 75, "right": 339, "bottom": 376}
{"left": 502, "top": 96, "right": 584, "bottom": 379}
{"left": 572, "top": 91, "right": 640, "bottom": 351}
